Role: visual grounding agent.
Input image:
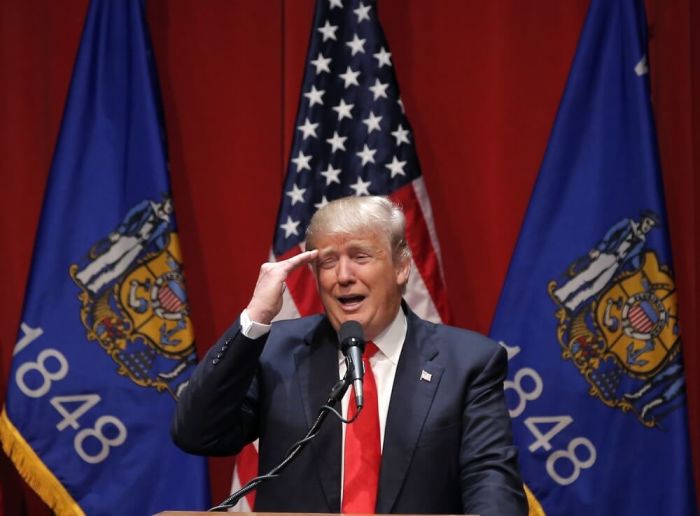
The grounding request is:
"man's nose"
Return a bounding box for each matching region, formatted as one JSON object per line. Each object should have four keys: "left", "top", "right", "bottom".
{"left": 337, "top": 257, "right": 355, "bottom": 284}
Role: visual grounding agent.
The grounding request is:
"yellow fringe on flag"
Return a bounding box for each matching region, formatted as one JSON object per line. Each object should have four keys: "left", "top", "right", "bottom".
{"left": 525, "top": 482, "right": 546, "bottom": 515}
{"left": 0, "top": 407, "right": 84, "bottom": 516}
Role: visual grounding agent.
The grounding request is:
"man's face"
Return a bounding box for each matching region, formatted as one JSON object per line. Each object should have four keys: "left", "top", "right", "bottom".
{"left": 313, "top": 231, "right": 410, "bottom": 341}
{"left": 640, "top": 217, "right": 655, "bottom": 234}
{"left": 162, "top": 199, "right": 174, "bottom": 215}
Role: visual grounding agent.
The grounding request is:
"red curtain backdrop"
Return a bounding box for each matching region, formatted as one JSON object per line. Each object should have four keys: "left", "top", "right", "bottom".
{"left": 1, "top": 1, "right": 697, "bottom": 512}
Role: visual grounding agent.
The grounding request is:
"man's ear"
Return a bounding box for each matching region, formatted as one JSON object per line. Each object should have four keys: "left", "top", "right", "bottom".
{"left": 396, "top": 256, "right": 411, "bottom": 287}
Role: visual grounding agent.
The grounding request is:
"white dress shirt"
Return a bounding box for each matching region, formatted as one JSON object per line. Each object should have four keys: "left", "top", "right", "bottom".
{"left": 337, "top": 308, "right": 406, "bottom": 451}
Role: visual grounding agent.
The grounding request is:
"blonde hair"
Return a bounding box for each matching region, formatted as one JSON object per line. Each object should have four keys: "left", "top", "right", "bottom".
{"left": 305, "top": 196, "right": 410, "bottom": 263}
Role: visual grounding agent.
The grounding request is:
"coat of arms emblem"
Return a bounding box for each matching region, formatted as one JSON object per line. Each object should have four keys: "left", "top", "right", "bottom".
{"left": 549, "top": 212, "right": 685, "bottom": 427}
{"left": 70, "top": 197, "right": 197, "bottom": 398}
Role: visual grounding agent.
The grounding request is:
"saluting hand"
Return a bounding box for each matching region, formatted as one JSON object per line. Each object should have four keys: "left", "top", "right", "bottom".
{"left": 245, "top": 250, "right": 319, "bottom": 325}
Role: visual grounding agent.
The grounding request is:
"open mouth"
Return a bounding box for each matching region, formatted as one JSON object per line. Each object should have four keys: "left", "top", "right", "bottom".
{"left": 337, "top": 294, "right": 366, "bottom": 309}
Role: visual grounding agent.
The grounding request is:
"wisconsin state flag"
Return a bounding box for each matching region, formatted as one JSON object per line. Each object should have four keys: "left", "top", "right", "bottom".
{"left": 0, "top": 1, "right": 209, "bottom": 514}
{"left": 490, "top": 1, "right": 697, "bottom": 515}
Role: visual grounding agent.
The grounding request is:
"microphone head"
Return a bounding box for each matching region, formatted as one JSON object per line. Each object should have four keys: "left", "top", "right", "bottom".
{"left": 338, "top": 320, "right": 365, "bottom": 353}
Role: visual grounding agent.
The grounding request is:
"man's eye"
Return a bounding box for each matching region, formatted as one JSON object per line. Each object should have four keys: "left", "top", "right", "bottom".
{"left": 354, "top": 254, "right": 371, "bottom": 263}
{"left": 319, "top": 258, "right": 337, "bottom": 269}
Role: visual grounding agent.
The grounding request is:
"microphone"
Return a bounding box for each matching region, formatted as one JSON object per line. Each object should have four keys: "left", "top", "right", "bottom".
{"left": 338, "top": 320, "right": 366, "bottom": 408}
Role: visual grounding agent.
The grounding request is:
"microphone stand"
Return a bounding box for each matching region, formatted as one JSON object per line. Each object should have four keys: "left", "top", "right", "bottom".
{"left": 208, "top": 370, "right": 352, "bottom": 512}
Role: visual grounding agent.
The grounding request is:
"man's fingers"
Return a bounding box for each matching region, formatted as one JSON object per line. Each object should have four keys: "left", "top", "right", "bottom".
{"left": 279, "top": 249, "right": 318, "bottom": 273}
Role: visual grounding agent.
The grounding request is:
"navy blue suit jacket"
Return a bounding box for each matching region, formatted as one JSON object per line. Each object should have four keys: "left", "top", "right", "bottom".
{"left": 172, "top": 306, "right": 527, "bottom": 515}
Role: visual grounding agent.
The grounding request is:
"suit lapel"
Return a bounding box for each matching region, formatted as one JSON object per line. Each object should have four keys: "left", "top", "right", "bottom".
{"left": 293, "top": 318, "right": 342, "bottom": 511}
{"left": 377, "top": 310, "right": 445, "bottom": 513}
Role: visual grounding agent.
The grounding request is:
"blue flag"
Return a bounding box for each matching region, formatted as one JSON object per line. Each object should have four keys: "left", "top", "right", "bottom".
{"left": 0, "top": 1, "right": 209, "bottom": 514}
{"left": 489, "top": 1, "right": 697, "bottom": 515}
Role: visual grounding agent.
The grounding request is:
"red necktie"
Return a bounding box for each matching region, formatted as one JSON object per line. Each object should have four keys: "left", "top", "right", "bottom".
{"left": 342, "top": 342, "right": 381, "bottom": 513}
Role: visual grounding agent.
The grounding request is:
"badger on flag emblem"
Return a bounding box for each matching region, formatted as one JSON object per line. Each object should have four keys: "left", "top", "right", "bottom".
{"left": 549, "top": 211, "right": 685, "bottom": 427}
{"left": 70, "top": 196, "right": 197, "bottom": 398}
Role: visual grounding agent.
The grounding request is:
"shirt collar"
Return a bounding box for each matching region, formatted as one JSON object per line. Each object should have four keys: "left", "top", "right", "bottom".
{"left": 337, "top": 306, "right": 407, "bottom": 366}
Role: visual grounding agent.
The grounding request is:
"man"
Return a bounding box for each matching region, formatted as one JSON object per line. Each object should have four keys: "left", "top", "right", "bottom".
{"left": 172, "top": 196, "right": 527, "bottom": 515}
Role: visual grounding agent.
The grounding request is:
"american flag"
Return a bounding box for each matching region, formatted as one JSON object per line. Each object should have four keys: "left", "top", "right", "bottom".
{"left": 628, "top": 301, "right": 657, "bottom": 334}
{"left": 230, "top": 0, "right": 450, "bottom": 508}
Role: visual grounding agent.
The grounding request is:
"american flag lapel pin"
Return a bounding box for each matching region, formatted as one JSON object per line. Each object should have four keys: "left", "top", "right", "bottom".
{"left": 420, "top": 370, "right": 432, "bottom": 382}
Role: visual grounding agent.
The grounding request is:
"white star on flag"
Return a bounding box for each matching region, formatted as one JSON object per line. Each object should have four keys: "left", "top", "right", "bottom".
{"left": 346, "top": 34, "right": 366, "bottom": 55}
{"left": 385, "top": 156, "right": 407, "bottom": 177}
{"left": 374, "top": 47, "right": 392, "bottom": 67}
{"left": 332, "top": 99, "right": 354, "bottom": 121}
{"left": 356, "top": 144, "right": 377, "bottom": 166}
{"left": 297, "top": 118, "right": 319, "bottom": 140}
{"left": 391, "top": 124, "right": 410, "bottom": 145}
{"left": 363, "top": 111, "right": 382, "bottom": 133}
{"left": 315, "top": 196, "right": 330, "bottom": 209}
{"left": 353, "top": 2, "right": 371, "bottom": 22}
{"left": 339, "top": 66, "right": 361, "bottom": 88}
{"left": 304, "top": 85, "right": 325, "bottom": 106}
{"left": 349, "top": 177, "right": 371, "bottom": 196}
{"left": 320, "top": 164, "right": 342, "bottom": 185}
{"left": 317, "top": 20, "right": 338, "bottom": 41}
{"left": 291, "top": 150, "right": 312, "bottom": 172}
{"left": 369, "top": 78, "right": 389, "bottom": 100}
{"left": 310, "top": 52, "right": 332, "bottom": 74}
{"left": 326, "top": 131, "right": 347, "bottom": 153}
{"left": 286, "top": 184, "right": 307, "bottom": 205}
{"left": 279, "top": 216, "right": 300, "bottom": 238}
